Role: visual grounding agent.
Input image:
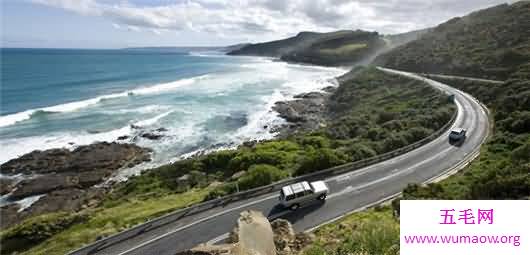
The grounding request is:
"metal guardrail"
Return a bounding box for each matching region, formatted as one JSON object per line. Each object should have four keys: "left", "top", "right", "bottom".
{"left": 70, "top": 93, "right": 458, "bottom": 255}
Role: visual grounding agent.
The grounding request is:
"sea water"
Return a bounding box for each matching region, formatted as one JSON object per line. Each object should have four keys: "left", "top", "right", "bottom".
{"left": 0, "top": 48, "right": 345, "bottom": 179}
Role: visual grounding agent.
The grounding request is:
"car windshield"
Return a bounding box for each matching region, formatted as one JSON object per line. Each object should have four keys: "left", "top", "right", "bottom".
{"left": 451, "top": 130, "right": 461, "bottom": 135}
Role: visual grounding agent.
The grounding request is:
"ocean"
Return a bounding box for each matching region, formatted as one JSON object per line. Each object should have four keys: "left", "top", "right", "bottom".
{"left": 0, "top": 48, "right": 344, "bottom": 179}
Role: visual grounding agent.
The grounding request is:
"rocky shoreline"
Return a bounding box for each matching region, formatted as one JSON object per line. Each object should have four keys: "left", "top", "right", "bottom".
{"left": 0, "top": 142, "right": 152, "bottom": 229}
{"left": 0, "top": 79, "right": 339, "bottom": 230}
{"left": 272, "top": 85, "right": 337, "bottom": 137}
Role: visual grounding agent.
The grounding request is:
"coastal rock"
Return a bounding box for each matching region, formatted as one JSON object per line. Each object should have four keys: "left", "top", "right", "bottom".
{"left": 0, "top": 142, "right": 151, "bottom": 227}
{"left": 9, "top": 170, "right": 110, "bottom": 200}
{"left": 26, "top": 188, "right": 106, "bottom": 215}
{"left": 0, "top": 178, "right": 16, "bottom": 195}
{"left": 117, "top": 135, "right": 130, "bottom": 140}
{"left": 272, "top": 90, "right": 330, "bottom": 136}
{"left": 140, "top": 132, "right": 165, "bottom": 140}
{"left": 293, "top": 91, "right": 325, "bottom": 99}
{"left": 322, "top": 86, "right": 337, "bottom": 93}
{"left": 273, "top": 101, "right": 304, "bottom": 122}
{"left": 0, "top": 142, "right": 152, "bottom": 175}
{"left": 1, "top": 187, "right": 107, "bottom": 229}
{"left": 240, "top": 140, "right": 258, "bottom": 149}
{"left": 0, "top": 204, "right": 20, "bottom": 229}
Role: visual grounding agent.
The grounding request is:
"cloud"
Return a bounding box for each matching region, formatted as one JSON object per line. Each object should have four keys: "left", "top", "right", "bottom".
{"left": 30, "top": 0, "right": 512, "bottom": 41}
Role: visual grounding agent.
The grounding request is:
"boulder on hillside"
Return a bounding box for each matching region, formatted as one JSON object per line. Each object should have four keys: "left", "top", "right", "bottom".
{"left": 185, "top": 210, "right": 314, "bottom": 255}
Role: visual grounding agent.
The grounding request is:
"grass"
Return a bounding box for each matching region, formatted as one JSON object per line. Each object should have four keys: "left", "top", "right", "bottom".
{"left": 1, "top": 212, "right": 88, "bottom": 254}
{"left": 16, "top": 188, "right": 210, "bottom": 255}
{"left": 304, "top": 206, "right": 399, "bottom": 255}
{"left": 319, "top": 43, "right": 367, "bottom": 55}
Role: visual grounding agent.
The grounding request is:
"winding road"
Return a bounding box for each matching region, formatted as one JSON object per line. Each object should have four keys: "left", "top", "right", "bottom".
{"left": 71, "top": 68, "right": 490, "bottom": 255}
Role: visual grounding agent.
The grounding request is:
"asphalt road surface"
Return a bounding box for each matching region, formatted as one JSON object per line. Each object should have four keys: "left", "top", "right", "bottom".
{"left": 76, "top": 68, "right": 490, "bottom": 255}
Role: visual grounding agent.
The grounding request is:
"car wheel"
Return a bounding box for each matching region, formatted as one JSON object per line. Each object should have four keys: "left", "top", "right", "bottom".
{"left": 317, "top": 194, "right": 326, "bottom": 200}
{"left": 290, "top": 204, "right": 300, "bottom": 211}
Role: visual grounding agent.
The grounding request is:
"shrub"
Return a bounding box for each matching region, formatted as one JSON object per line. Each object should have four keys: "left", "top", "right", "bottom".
{"left": 382, "top": 134, "right": 408, "bottom": 152}
{"left": 381, "top": 120, "right": 404, "bottom": 131}
{"left": 237, "top": 164, "right": 288, "bottom": 190}
{"left": 295, "top": 148, "right": 345, "bottom": 176}
{"left": 301, "top": 135, "right": 331, "bottom": 148}
{"left": 200, "top": 150, "right": 237, "bottom": 173}
{"left": 203, "top": 182, "right": 237, "bottom": 201}
{"left": 511, "top": 141, "right": 530, "bottom": 162}
{"left": 345, "top": 143, "right": 377, "bottom": 161}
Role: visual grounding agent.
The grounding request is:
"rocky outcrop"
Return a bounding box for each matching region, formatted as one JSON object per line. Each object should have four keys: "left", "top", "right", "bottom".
{"left": 272, "top": 90, "right": 331, "bottom": 136}
{"left": 0, "top": 142, "right": 152, "bottom": 229}
{"left": 186, "top": 210, "right": 313, "bottom": 255}
{"left": 271, "top": 219, "right": 314, "bottom": 255}
{"left": 9, "top": 170, "right": 110, "bottom": 200}
{"left": 1, "top": 187, "right": 106, "bottom": 229}
{"left": 0, "top": 204, "right": 20, "bottom": 228}
{"left": 140, "top": 132, "right": 165, "bottom": 140}
{"left": 0, "top": 178, "right": 16, "bottom": 195}
{"left": 0, "top": 142, "right": 152, "bottom": 175}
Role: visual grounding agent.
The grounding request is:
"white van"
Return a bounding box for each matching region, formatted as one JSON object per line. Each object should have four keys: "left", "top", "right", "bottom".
{"left": 279, "top": 181, "right": 329, "bottom": 210}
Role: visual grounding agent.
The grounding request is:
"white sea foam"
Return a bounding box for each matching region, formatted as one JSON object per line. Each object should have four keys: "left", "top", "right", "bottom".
{"left": 1, "top": 57, "right": 347, "bottom": 181}
{"left": 102, "top": 105, "right": 172, "bottom": 115}
{"left": 0, "top": 125, "right": 133, "bottom": 164}
{"left": 232, "top": 89, "right": 286, "bottom": 141}
{"left": 135, "top": 111, "right": 173, "bottom": 127}
{"left": 16, "top": 194, "right": 45, "bottom": 212}
{"left": 0, "top": 75, "right": 207, "bottom": 128}
{"left": 130, "top": 75, "right": 207, "bottom": 95}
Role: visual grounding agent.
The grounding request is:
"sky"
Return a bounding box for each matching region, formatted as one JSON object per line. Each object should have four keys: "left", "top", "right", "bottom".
{"left": 1, "top": 0, "right": 515, "bottom": 48}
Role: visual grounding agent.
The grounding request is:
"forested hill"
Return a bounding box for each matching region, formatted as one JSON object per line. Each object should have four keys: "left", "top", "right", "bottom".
{"left": 227, "top": 30, "right": 387, "bottom": 66}
{"left": 375, "top": 1, "right": 530, "bottom": 80}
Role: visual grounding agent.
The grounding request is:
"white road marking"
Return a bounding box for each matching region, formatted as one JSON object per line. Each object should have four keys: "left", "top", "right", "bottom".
{"left": 206, "top": 233, "right": 230, "bottom": 245}
{"left": 335, "top": 175, "right": 351, "bottom": 182}
{"left": 328, "top": 146, "right": 454, "bottom": 200}
{"left": 116, "top": 194, "right": 278, "bottom": 255}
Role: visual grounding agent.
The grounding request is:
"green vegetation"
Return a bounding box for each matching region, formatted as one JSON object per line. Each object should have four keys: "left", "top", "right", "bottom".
{"left": 229, "top": 30, "right": 386, "bottom": 66}
{"left": 376, "top": 1, "right": 530, "bottom": 80}
{"left": 304, "top": 206, "right": 399, "bottom": 255}
{"left": 0, "top": 212, "right": 87, "bottom": 254}
{"left": 393, "top": 63, "right": 530, "bottom": 207}
{"left": 319, "top": 43, "right": 367, "bottom": 55}
{"left": 281, "top": 31, "right": 385, "bottom": 66}
{"left": 2, "top": 188, "right": 210, "bottom": 255}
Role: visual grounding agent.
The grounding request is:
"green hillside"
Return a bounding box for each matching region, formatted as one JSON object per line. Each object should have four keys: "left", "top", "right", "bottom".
{"left": 375, "top": 1, "right": 530, "bottom": 80}
{"left": 228, "top": 30, "right": 387, "bottom": 66}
